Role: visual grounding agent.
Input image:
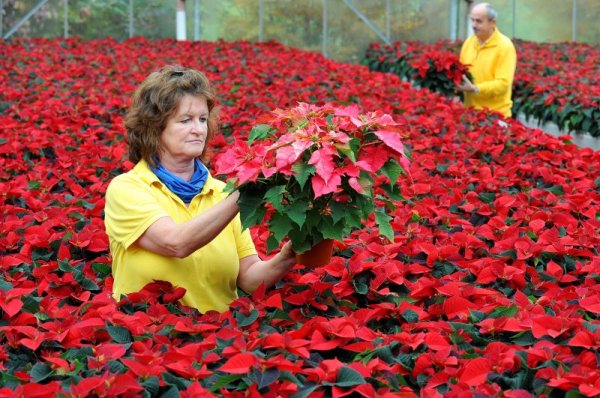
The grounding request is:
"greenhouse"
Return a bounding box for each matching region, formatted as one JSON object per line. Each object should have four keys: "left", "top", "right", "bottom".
{"left": 1, "top": 1, "right": 599, "bottom": 397}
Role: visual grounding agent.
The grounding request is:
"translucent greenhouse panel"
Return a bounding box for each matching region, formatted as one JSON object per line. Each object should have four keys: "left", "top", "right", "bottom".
{"left": 391, "top": 0, "right": 451, "bottom": 43}
{"left": 261, "top": 0, "right": 323, "bottom": 55}
{"left": 515, "top": 0, "right": 573, "bottom": 42}
{"left": 2, "top": 0, "right": 62, "bottom": 38}
{"left": 133, "top": 0, "right": 175, "bottom": 39}
{"left": 326, "top": 0, "right": 388, "bottom": 62}
{"left": 575, "top": 0, "right": 600, "bottom": 43}
{"left": 197, "top": 0, "right": 261, "bottom": 42}
{"left": 67, "top": 0, "right": 131, "bottom": 40}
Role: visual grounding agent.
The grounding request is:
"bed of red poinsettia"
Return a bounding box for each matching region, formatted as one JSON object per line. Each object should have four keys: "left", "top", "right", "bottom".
{"left": 1, "top": 37, "right": 599, "bottom": 397}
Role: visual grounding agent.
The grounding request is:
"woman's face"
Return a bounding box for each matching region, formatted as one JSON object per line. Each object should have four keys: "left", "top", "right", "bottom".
{"left": 159, "top": 94, "right": 209, "bottom": 165}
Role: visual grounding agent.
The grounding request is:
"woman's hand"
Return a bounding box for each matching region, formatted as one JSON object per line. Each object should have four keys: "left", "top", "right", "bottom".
{"left": 237, "top": 240, "right": 297, "bottom": 294}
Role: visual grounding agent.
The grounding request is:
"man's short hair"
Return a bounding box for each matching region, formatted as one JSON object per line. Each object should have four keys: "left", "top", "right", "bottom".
{"left": 484, "top": 3, "right": 498, "bottom": 21}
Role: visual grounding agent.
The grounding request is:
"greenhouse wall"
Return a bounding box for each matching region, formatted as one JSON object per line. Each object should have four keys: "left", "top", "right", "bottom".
{"left": 2, "top": 0, "right": 599, "bottom": 62}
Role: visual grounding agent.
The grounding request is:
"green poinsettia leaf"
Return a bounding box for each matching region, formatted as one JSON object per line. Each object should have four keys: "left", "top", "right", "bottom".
{"left": 488, "top": 305, "right": 519, "bottom": 319}
{"left": 248, "top": 123, "right": 275, "bottom": 145}
{"left": 287, "top": 199, "right": 308, "bottom": 227}
{"left": 238, "top": 194, "right": 266, "bottom": 230}
{"left": 329, "top": 201, "right": 348, "bottom": 224}
{"left": 381, "top": 157, "right": 404, "bottom": 183}
{"left": 30, "top": 363, "right": 53, "bottom": 383}
{"left": 292, "top": 162, "right": 315, "bottom": 190}
{"left": 334, "top": 366, "right": 366, "bottom": 387}
{"left": 319, "top": 218, "right": 345, "bottom": 241}
{"left": 269, "top": 212, "right": 294, "bottom": 243}
{"left": 343, "top": 207, "right": 363, "bottom": 229}
{"left": 335, "top": 143, "right": 356, "bottom": 163}
{"left": 264, "top": 185, "right": 286, "bottom": 212}
{"left": 375, "top": 210, "right": 394, "bottom": 241}
{"left": 288, "top": 228, "right": 312, "bottom": 253}
{"left": 266, "top": 235, "right": 280, "bottom": 254}
{"left": 106, "top": 324, "right": 132, "bottom": 344}
{"left": 348, "top": 137, "right": 360, "bottom": 159}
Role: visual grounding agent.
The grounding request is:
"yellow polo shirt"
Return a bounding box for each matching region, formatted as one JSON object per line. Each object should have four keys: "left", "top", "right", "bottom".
{"left": 460, "top": 28, "right": 517, "bottom": 118}
{"left": 104, "top": 160, "right": 257, "bottom": 313}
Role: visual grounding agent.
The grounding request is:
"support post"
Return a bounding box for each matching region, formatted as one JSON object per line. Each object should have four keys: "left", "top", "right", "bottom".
{"left": 1, "top": 0, "right": 4, "bottom": 38}
{"left": 194, "top": 0, "right": 200, "bottom": 41}
{"left": 64, "top": 0, "right": 68, "bottom": 38}
{"left": 465, "top": 0, "right": 474, "bottom": 39}
{"left": 322, "top": 0, "right": 328, "bottom": 57}
{"left": 176, "top": 0, "right": 186, "bottom": 41}
{"left": 511, "top": 0, "right": 516, "bottom": 38}
{"left": 450, "top": 0, "right": 458, "bottom": 40}
{"left": 129, "top": 0, "right": 134, "bottom": 38}
{"left": 258, "top": 0, "right": 263, "bottom": 42}
{"left": 572, "top": 0, "right": 577, "bottom": 42}
{"left": 385, "top": 0, "right": 390, "bottom": 41}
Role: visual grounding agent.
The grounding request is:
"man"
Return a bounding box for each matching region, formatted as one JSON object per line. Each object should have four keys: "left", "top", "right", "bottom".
{"left": 457, "top": 2, "right": 517, "bottom": 118}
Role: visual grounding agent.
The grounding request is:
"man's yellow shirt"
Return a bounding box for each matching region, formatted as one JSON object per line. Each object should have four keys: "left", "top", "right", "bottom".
{"left": 104, "top": 160, "right": 257, "bottom": 313}
{"left": 460, "top": 28, "right": 517, "bottom": 118}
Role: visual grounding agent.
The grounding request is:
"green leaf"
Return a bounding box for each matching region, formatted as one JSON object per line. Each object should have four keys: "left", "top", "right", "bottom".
{"left": 488, "top": 305, "right": 518, "bottom": 318}
{"left": 353, "top": 280, "right": 368, "bottom": 295}
{"left": 287, "top": 200, "right": 308, "bottom": 227}
{"left": 27, "top": 180, "right": 41, "bottom": 190}
{"left": 141, "top": 376, "right": 160, "bottom": 396}
{"left": 343, "top": 208, "right": 363, "bottom": 229}
{"left": 161, "top": 386, "right": 181, "bottom": 398}
{"left": 92, "top": 262, "right": 112, "bottom": 278}
{"left": 235, "top": 309, "right": 259, "bottom": 327}
{"left": 209, "top": 374, "right": 243, "bottom": 392}
{"left": 269, "top": 213, "right": 293, "bottom": 243}
{"left": 253, "top": 368, "right": 280, "bottom": 389}
{"left": 162, "top": 372, "right": 190, "bottom": 389}
{"left": 335, "top": 143, "right": 356, "bottom": 163}
{"left": 266, "top": 235, "right": 281, "bottom": 254}
{"left": 238, "top": 194, "right": 266, "bottom": 230}
{"left": 30, "top": 363, "right": 53, "bottom": 382}
{"left": 478, "top": 192, "right": 496, "bottom": 204}
{"left": 248, "top": 124, "right": 275, "bottom": 145}
{"left": 264, "top": 185, "right": 286, "bottom": 212}
{"left": 0, "top": 277, "right": 13, "bottom": 291}
{"left": 270, "top": 308, "right": 293, "bottom": 321}
{"left": 375, "top": 210, "right": 394, "bottom": 241}
{"left": 510, "top": 331, "right": 535, "bottom": 346}
{"left": 320, "top": 218, "right": 345, "bottom": 241}
{"left": 106, "top": 324, "right": 132, "bottom": 344}
{"left": 334, "top": 366, "right": 366, "bottom": 387}
{"left": 402, "top": 309, "right": 419, "bottom": 323}
{"left": 292, "top": 162, "right": 315, "bottom": 190}
{"left": 329, "top": 201, "right": 348, "bottom": 225}
{"left": 546, "top": 185, "right": 565, "bottom": 195}
{"left": 291, "top": 383, "right": 320, "bottom": 398}
{"left": 78, "top": 276, "right": 100, "bottom": 292}
{"left": 381, "top": 158, "right": 404, "bottom": 183}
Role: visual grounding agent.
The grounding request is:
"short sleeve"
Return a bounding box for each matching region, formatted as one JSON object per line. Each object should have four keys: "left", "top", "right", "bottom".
{"left": 232, "top": 215, "right": 257, "bottom": 259}
{"left": 104, "top": 176, "right": 169, "bottom": 250}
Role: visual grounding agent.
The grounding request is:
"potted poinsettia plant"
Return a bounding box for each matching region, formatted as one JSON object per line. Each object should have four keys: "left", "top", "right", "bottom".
{"left": 216, "top": 102, "right": 411, "bottom": 266}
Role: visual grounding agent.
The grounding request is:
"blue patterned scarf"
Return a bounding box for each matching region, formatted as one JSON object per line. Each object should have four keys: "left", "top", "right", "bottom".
{"left": 151, "top": 158, "right": 208, "bottom": 204}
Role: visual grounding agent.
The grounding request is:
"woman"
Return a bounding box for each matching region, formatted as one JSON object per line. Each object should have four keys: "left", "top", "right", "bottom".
{"left": 104, "top": 65, "right": 296, "bottom": 313}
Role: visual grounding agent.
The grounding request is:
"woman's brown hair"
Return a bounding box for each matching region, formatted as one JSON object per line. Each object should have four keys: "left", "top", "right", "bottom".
{"left": 125, "top": 65, "right": 219, "bottom": 167}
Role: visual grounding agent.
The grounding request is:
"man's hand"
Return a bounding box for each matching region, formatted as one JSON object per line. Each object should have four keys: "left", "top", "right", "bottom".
{"left": 457, "top": 75, "right": 478, "bottom": 93}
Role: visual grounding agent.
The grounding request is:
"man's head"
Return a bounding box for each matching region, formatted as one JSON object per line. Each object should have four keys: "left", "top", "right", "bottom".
{"left": 470, "top": 3, "right": 497, "bottom": 42}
